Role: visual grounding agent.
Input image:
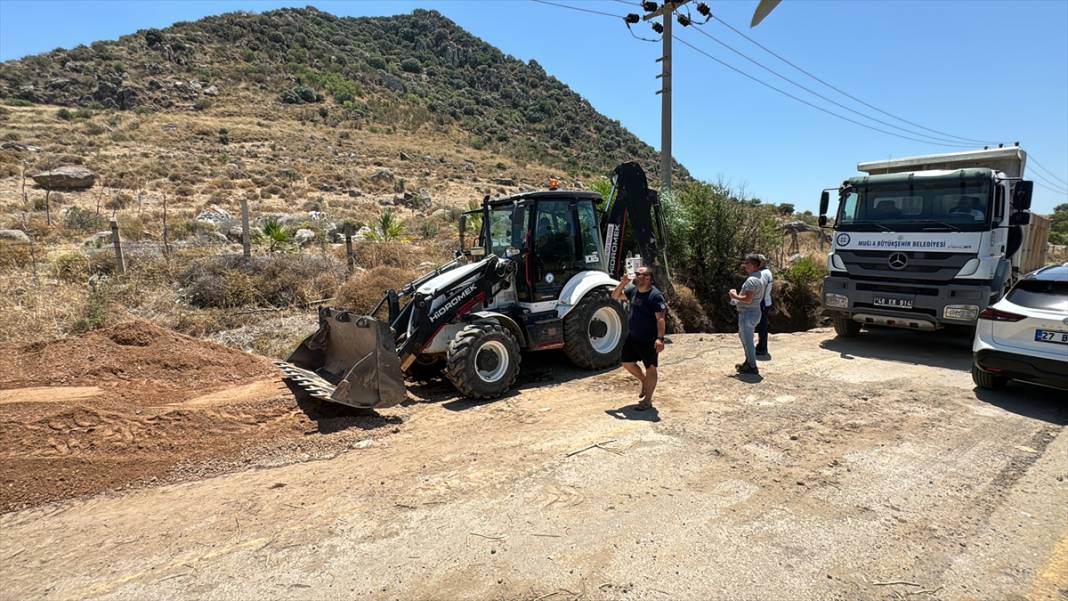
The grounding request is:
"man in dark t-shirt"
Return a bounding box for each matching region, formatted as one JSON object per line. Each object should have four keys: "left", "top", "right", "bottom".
{"left": 611, "top": 266, "right": 667, "bottom": 410}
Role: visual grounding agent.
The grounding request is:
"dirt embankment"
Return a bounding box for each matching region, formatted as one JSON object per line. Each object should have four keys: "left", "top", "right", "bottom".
{"left": 0, "top": 321, "right": 387, "bottom": 512}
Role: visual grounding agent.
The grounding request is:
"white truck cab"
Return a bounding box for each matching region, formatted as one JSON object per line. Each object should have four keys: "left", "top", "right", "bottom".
{"left": 818, "top": 147, "right": 1044, "bottom": 336}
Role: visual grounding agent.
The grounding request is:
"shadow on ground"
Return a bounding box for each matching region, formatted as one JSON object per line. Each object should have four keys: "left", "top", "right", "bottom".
{"left": 403, "top": 349, "right": 616, "bottom": 409}
{"left": 974, "top": 383, "right": 1068, "bottom": 426}
{"left": 606, "top": 405, "right": 661, "bottom": 422}
{"left": 820, "top": 327, "right": 974, "bottom": 371}
{"left": 283, "top": 380, "right": 403, "bottom": 434}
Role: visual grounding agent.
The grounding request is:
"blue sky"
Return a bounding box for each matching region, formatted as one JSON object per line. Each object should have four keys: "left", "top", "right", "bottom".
{"left": 2, "top": 0, "right": 1067, "bottom": 214}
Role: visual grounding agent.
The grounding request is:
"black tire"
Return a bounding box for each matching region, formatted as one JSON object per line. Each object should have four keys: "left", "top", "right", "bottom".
{"left": 972, "top": 364, "right": 1008, "bottom": 390}
{"left": 563, "top": 288, "right": 628, "bottom": 369}
{"left": 833, "top": 316, "right": 862, "bottom": 337}
{"left": 445, "top": 321, "right": 521, "bottom": 399}
{"left": 405, "top": 355, "right": 445, "bottom": 383}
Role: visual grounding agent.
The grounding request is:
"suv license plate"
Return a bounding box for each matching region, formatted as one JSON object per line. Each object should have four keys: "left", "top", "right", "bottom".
{"left": 1035, "top": 330, "right": 1068, "bottom": 345}
{"left": 873, "top": 295, "right": 914, "bottom": 310}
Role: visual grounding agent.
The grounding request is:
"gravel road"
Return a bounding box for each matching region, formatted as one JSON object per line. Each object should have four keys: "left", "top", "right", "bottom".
{"left": 1, "top": 327, "right": 1065, "bottom": 601}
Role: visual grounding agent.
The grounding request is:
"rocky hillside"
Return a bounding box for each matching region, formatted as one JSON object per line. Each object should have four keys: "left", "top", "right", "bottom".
{"left": 0, "top": 6, "right": 688, "bottom": 183}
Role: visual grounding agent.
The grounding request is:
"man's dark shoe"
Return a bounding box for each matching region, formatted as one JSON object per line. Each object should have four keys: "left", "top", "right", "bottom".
{"left": 735, "top": 363, "right": 746, "bottom": 372}
{"left": 738, "top": 364, "right": 760, "bottom": 375}
{"left": 636, "top": 398, "right": 653, "bottom": 411}
{"left": 757, "top": 351, "right": 771, "bottom": 360}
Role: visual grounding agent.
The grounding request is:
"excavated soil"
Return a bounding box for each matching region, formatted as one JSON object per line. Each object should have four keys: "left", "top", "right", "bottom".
{"left": 0, "top": 321, "right": 389, "bottom": 512}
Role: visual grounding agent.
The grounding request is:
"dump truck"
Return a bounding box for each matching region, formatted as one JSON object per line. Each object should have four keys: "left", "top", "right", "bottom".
{"left": 278, "top": 162, "right": 671, "bottom": 408}
{"left": 817, "top": 147, "right": 1049, "bottom": 336}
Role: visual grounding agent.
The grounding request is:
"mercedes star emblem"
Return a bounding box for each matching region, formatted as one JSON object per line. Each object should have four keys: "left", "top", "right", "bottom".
{"left": 888, "top": 252, "right": 909, "bottom": 270}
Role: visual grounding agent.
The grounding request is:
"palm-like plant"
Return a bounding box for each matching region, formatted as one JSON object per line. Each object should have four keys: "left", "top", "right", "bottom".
{"left": 366, "top": 208, "right": 405, "bottom": 242}
{"left": 261, "top": 216, "right": 292, "bottom": 253}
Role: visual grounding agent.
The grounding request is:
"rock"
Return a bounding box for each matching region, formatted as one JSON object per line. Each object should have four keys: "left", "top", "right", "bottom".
{"left": 0, "top": 229, "right": 31, "bottom": 243}
{"left": 399, "top": 152, "right": 412, "bottom": 161}
{"left": 378, "top": 195, "right": 395, "bottom": 206}
{"left": 203, "top": 85, "right": 219, "bottom": 97}
{"left": 462, "top": 161, "right": 475, "bottom": 172}
{"left": 1, "top": 142, "right": 41, "bottom": 153}
{"left": 353, "top": 226, "right": 373, "bottom": 241}
{"left": 307, "top": 211, "right": 328, "bottom": 222}
{"left": 83, "top": 231, "right": 113, "bottom": 247}
{"left": 226, "top": 225, "right": 245, "bottom": 242}
{"left": 494, "top": 177, "right": 516, "bottom": 187}
{"left": 195, "top": 205, "right": 232, "bottom": 225}
{"left": 347, "top": 189, "right": 363, "bottom": 198}
{"left": 33, "top": 166, "right": 96, "bottom": 190}
{"left": 200, "top": 231, "right": 229, "bottom": 245}
{"left": 294, "top": 229, "right": 316, "bottom": 246}
{"left": 370, "top": 169, "right": 394, "bottom": 185}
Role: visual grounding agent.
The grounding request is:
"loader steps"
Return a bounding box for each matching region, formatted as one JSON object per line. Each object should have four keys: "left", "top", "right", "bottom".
{"left": 275, "top": 361, "right": 338, "bottom": 402}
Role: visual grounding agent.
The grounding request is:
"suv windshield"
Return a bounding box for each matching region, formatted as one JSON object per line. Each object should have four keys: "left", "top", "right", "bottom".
{"left": 837, "top": 181, "right": 991, "bottom": 232}
{"left": 1007, "top": 279, "right": 1068, "bottom": 312}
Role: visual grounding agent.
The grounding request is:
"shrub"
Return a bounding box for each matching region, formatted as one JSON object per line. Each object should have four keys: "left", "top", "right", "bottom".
{"left": 0, "top": 240, "right": 33, "bottom": 271}
{"left": 400, "top": 58, "right": 422, "bottom": 74}
{"left": 771, "top": 256, "right": 827, "bottom": 332}
{"left": 334, "top": 266, "right": 418, "bottom": 315}
{"left": 64, "top": 206, "right": 104, "bottom": 231}
{"left": 178, "top": 255, "right": 342, "bottom": 309}
{"left": 56, "top": 108, "right": 74, "bottom": 121}
{"left": 670, "top": 284, "right": 712, "bottom": 333}
{"left": 52, "top": 251, "right": 93, "bottom": 281}
{"left": 72, "top": 275, "right": 116, "bottom": 333}
{"left": 365, "top": 208, "right": 405, "bottom": 242}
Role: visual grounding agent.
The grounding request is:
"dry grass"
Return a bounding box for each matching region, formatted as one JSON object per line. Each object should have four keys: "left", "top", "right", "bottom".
{"left": 334, "top": 266, "right": 420, "bottom": 315}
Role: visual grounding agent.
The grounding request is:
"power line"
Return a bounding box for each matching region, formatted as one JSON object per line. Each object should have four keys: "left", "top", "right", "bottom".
{"left": 1035, "top": 181, "right": 1068, "bottom": 197}
{"left": 705, "top": 13, "right": 1000, "bottom": 146}
{"left": 674, "top": 35, "right": 986, "bottom": 148}
{"left": 1029, "top": 155, "right": 1068, "bottom": 187}
{"left": 529, "top": 0, "right": 624, "bottom": 19}
{"left": 687, "top": 26, "right": 975, "bottom": 148}
{"left": 1030, "top": 169, "right": 1068, "bottom": 194}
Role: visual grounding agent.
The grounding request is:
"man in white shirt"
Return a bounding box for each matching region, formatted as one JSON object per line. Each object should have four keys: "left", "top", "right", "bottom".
{"left": 756, "top": 254, "right": 773, "bottom": 359}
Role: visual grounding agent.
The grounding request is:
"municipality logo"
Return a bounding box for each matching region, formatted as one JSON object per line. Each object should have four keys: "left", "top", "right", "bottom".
{"left": 836, "top": 233, "right": 851, "bottom": 247}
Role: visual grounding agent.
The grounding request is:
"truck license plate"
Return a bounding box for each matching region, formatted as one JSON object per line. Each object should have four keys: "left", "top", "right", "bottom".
{"left": 1034, "top": 330, "right": 1068, "bottom": 345}
{"left": 873, "top": 295, "right": 914, "bottom": 310}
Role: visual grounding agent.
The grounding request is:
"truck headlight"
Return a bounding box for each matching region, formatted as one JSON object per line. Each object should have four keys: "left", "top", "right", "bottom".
{"left": 825, "top": 293, "right": 849, "bottom": 308}
{"left": 828, "top": 253, "right": 846, "bottom": 271}
{"left": 943, "top": 304, "right": 979, "bottom": 321}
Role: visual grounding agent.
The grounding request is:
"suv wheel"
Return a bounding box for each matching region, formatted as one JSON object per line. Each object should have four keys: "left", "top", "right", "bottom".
{"left": 971, "top": 364, "right": 1007, "bottom": 390}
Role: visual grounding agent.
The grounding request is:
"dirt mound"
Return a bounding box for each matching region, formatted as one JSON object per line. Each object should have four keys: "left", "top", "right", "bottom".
{"left": 0, "top": 321, "right": 391, "bottom": 512}
{"left": 1, "top": 320, "right": 275, "bottom": 393}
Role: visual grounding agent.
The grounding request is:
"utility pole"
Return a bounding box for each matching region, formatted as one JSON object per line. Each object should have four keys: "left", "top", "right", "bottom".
{"left": 644, "top": 0, "right": 688, "bottom": 193}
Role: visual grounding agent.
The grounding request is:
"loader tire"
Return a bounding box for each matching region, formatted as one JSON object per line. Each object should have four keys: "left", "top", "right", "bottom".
{"left": 971, "top": 364, "right": 1007, "bottom": 390}
{"left": 405, "top": 355, "right": 445, "bottom": 383}
{"left": 563, "top": 289, "right": 627, "bottom": 370}
{"left": 833, "top": 316, "right": 861, "bottom": 338}
{"left": 445, "top": 321, "right": 521, "bottom": 399}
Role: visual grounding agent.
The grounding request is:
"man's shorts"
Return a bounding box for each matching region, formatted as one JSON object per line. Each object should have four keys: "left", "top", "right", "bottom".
{"left": 621, "top": 337, "right": 658, "bottom": 368}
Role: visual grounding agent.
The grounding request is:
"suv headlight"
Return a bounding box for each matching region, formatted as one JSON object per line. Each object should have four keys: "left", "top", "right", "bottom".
{"left": 943, "top": 304, "right": 979, "bottom": 321}
{"left": 825, "top": 293, "right": 849, "bottom": 308}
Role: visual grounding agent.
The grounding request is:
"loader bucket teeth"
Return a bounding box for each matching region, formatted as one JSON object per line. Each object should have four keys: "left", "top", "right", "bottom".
{"left": 277, "top": 308, "right": 406, "bottom": 410}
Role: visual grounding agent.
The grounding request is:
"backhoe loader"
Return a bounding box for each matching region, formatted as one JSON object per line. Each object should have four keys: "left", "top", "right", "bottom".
{"left": 277, "top": 162, "right": 672, "bottom": 407}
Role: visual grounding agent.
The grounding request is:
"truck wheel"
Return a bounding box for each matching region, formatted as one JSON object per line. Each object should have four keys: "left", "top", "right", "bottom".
{"left": 405, "top": 355, "right": 445, "bottom": 383}
{"left": 445, "top": 321, "right": 521, "bottom": 399}
{"left": 563, "top": 289, "right": 627, "bottom": 369}
{"left": 833, "top": 316, "right": 861, "bottom": 337}
{"left": 971, "top": 364, "right": 1007, "bottom": 390}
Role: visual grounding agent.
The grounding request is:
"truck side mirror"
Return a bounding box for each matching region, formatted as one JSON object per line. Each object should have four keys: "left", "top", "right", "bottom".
{"left": 1012, "top": 180, "right": 1033, "bottom": 211}
{"left": 1010, "top": 212, "right": 1031, "bottom": 226}
{"left": 818, "top": 215, "right": 828, "bottom": 227}
{"left": 819, "top": 190, "right": 829, "bottom": 218}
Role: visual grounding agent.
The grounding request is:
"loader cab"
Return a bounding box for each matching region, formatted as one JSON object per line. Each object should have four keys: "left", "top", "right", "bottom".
{"left": 463, "top": 192, "right": 606, "bottom": 303}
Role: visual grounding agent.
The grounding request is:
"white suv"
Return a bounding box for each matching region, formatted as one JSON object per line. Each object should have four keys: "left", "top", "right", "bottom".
{"left": 972, "top": 263, "right": 1068, "bottom": 391}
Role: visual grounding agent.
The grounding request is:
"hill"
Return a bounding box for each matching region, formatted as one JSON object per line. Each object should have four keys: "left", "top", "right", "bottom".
{"left": 0, "top": 6, "right": 688, "bottom": 183}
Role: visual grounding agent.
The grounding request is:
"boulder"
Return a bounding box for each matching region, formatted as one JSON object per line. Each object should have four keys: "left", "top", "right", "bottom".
{"left": 399, "top": 152, "right": 412, "bottom": 161}
{"left": 203, "top": 85, "right": 219, "bottom": 97}
{"left": 370, "top": 169, "right": 394, "bottom": 185}
{"left": 199, "top": 231, "right": 229, "bottom": 245}
{"left": 294, "top": 228, "right": 316, "bottom": 246}
{"left": 226, "top": 225, "right": 245, "bottom": 242}
{"left": 0, "top": 229, "right": 31, "bottom": 243}
{"left": 494, "top": 177, "right": 517, "bottom": 187}
{"left": 195, "top": 205, "right": 232, "bottom": 225}
{"left": 33, "top": 166, "right": 96, "bottom": 190}
{"left": 462, "top": 161, "right": 476, "bottom": 172}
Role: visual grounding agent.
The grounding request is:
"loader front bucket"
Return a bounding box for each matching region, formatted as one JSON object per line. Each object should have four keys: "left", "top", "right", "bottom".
{"left": 276, "top": 307, "right": 406, "bottom": 410}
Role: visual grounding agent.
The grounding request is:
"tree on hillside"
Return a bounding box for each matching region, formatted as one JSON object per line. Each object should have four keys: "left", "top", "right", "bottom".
{"left": 1051, "top": 203, "right": 1068, "bottom": 245}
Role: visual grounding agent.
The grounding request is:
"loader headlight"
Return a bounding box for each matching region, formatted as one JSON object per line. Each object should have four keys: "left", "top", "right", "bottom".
{"left": 943, "top": 304, "right": 979, "bottom": 321}
{"left": 825, "top": 293, "right": 849, "bottom": 308}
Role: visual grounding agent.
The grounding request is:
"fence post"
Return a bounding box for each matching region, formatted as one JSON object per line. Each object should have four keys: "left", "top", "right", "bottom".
{"left": 110, "top": 220, "right": 126, "bottom": 274}
{"left": 240, "top": 197, "right": 251, "bottom": 262}
{"left": 344, "top": 223, "right": 355, "bottom": 273}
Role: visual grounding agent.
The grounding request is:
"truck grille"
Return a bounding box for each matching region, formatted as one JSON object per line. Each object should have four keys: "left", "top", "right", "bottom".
{"left": 838, "top": 250, "right": 972, "bottom": 282}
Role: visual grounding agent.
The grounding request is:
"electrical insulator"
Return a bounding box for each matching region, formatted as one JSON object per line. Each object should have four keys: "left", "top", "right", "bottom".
{"left": 625, "top": 13, "right": 640, "bottom": 24}
{"left": 677, "top": 14, "right": 691, "bottom": 26}
{"left": 641, "top": 1, "right": 658, "bottom": 13}
{"left": 697, "top": 2, "right": 711, "bottom": 17}
{"left": 651, "top": 21, "right": 664, "bottom": 34}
